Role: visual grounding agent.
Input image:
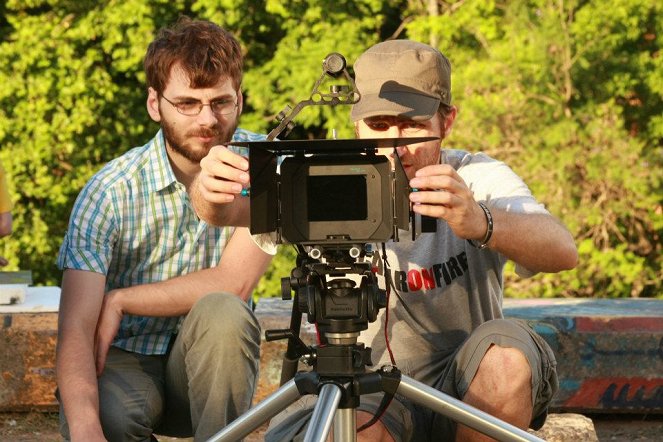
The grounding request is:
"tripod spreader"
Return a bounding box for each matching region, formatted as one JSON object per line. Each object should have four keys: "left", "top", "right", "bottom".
{"left": 208, "top": 363, "right": 544, "bottom": 442}
{"left": 291, "top": 366, "right": 401, "bottom": 410}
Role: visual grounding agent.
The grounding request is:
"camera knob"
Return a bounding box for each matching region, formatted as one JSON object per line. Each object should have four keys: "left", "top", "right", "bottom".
{"left": 323, "top": 52, "right": 346, "bottom": 77}
{"left": 308, "top": 247, "right": 323, "bottom": 260}
{"left": 281, "top": 277, "right": 293, "bottom": 300}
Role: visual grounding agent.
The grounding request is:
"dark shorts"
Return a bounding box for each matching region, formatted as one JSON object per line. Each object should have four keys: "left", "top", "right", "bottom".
{"left": 265, "top": 319, "right": 558, "bottom": 442}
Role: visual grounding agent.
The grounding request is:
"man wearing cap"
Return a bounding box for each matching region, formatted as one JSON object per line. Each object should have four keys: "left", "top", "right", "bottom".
{"left": 262, "top": 41, "right": 576, "bottom": 441}
{"left": 196, "top": 40, "right": 578, "bottom": 441}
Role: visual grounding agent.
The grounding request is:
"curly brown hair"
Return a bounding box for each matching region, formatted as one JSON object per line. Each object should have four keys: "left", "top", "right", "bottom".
{"left": 144, "top": 16, "right": 243, "bottom": 95}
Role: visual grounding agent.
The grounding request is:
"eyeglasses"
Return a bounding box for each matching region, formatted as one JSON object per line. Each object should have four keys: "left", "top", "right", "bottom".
{"left": 364, "top": 118, "right": 429, "bottom": 135}
{"left": 160, "top": 94, "right": 238, "bottom": 116}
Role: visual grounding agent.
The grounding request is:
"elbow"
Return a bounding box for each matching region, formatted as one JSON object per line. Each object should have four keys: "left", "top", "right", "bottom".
{"left": 561, "top": 245, "right": 579, "bottom": 271}
{"left": 0, "top": 213, "right": 12, "bottom": 237}
{"left": 237, "top": 278, "right": 264, "bottom": 302}
{"left": 0, "top": 225, "right": 11, "bottom": 237}
{"left": 531, "top": 240, "right": 578, "bottom": 274}
{"left": 550, "top": 223, "right": 579, "bottom": 272}
{"left": 553, "top": 239, "right": 579, "bottom": 272}
{"left": 562, "top": 230, "right": 580, "bottom": 270}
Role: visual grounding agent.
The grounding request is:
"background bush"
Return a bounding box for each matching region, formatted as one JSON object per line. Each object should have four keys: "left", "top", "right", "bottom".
{"left": 0, "top": 0, "right": 660, "bottom": 299}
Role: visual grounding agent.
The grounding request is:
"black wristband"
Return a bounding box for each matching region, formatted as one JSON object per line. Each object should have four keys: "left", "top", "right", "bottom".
{"left": 467, "top": 202, "right": 493, "bottom": 249}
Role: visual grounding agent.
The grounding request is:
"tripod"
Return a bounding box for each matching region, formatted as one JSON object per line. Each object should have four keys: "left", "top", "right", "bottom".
{"left": 207, "top": 247, "right": 544, "bottom": 442}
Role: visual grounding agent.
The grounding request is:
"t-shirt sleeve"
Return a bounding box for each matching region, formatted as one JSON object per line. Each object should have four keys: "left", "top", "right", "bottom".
{"left": 458, "top": 152, "right": 550, "bottom": 277}
{"left": 459, "top": 152, "right": 549, "bottom": 216}
{"left": 57, "top": 176, "right": 117, "bottom": 275}
{"left": 251, "top": 232, "right": 279, "bottom": 255}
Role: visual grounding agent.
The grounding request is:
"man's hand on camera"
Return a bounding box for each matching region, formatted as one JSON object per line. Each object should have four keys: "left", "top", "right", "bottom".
{"left": 192, "top": 145, "right": 252, "bottom": 227}
{"left": 198, "top": 145, "right": 250, "bottom": 204}
{"left": 408, "top": 163, "right": 488, "bottom": 242}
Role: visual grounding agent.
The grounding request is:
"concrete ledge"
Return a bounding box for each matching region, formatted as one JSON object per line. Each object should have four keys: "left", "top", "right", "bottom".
{"left": 0, "top": 287, "right": 59, "bottom": 412}
{"left": 256, "top": 297, "right": 663, "bottom": 414}
{"left": 2, "top": 291, "right": 661, "bottom": 420}
{"left": 503, "top": 298, "right": 663, "bottom": 413}
{"left": 0, "top": 313, "right": 58, "bottom": 411}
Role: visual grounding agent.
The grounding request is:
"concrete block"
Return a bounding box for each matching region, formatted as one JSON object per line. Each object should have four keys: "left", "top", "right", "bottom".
{"left": 0, "top": 287, "right": 60, "bottom": 412}
{"left": 504, "top": 298, "right": 663, "bottom": 413}
{"left": 0, "top": 312, "right": 58, "bottom": 411}
{"left": 3, "top": 291, "right": 661, "bottom": 419}
{"left": 257, "top": 298, "right": 663, "bottom": 414}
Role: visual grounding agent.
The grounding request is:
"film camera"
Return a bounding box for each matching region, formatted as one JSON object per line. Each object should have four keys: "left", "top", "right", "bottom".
{"left": 230, "top": 54, "right": 436, "bottom": 248}
{"left": 229, "top": 53, "right": 435, "bottom": 338}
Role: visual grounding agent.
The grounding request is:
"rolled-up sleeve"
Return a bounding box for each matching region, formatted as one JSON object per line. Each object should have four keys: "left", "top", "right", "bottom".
{"left": 57, "top": 176, "right": 116, "bottom": 275}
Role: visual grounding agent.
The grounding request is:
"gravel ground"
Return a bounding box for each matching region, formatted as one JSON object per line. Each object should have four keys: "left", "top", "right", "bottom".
{"left": 1, "top": 411, "right": 661, "bottom": 441}
{"left": 590, "top": 414, "right": 663, "bottom": 442}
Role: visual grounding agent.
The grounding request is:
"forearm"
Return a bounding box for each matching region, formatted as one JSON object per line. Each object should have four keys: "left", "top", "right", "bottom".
{"left": 109, "top": 267, "right": 244, "bottom": 317}
{"left": 111, "top": 252, "right": 268, "bottom": 317}
{"left": 56, "top": 329, "right": 104, "bottom": 440}
{"left": 486, "top": 209, "right": 578, "bottom": 273}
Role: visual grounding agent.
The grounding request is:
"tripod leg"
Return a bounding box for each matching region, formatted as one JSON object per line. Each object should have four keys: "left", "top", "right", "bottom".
{"left": 396, "top": 375, "right": 544, "bottom": 442}
{"left": 303, "top": 383, "right": 343, "bottom": 442}
{"left": 206, "top": 378, "right": 302, "bottom": 442}
{"left": 333, "top": 408, "right": 356, "bottom": 442}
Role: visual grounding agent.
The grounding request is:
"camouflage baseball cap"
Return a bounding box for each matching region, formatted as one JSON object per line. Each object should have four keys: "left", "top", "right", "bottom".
{"left": 351, "top": 40, "right": 451, "bottom": 122}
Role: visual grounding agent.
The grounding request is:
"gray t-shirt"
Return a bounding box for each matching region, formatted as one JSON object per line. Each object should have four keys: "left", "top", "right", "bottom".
{"left": 358, "top": 149, "right": 549, "bottom": 379}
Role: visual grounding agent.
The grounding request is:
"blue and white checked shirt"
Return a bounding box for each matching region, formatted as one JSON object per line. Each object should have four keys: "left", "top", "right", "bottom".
{"left": 57, "top": 128, "right": 266, "bottom": 354}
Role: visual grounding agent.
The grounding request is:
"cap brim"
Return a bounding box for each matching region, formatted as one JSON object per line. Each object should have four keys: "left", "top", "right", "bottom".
{"left": 351, "top": 92, "right": 440, "bottom": 122}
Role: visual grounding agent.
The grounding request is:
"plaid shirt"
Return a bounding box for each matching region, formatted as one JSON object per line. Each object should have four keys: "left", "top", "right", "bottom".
{"left": 57, "top": 128, "right": 266, "bottom": 354}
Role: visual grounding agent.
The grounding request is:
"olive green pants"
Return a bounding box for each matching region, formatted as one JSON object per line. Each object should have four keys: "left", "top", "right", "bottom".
{"left": 59, "top": 292, "right": 261, "bottom": 442}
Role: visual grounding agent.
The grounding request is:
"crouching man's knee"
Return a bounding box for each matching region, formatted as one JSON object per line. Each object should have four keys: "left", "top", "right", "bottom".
{"left": 184, "top": 292, "right": 261, "bottom": 353}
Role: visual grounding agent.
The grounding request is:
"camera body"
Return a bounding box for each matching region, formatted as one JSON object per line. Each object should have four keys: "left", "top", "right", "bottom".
{"left": 229, "top": 137, "right": 436, "bottom": 246}
{"left": 280, "top": 154, "right": 391, "bottom": 244}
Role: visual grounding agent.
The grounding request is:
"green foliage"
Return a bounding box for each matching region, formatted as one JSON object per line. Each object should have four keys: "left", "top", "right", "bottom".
{"left": 406, "top": 0, "right": 661, "bottom": 298}
{"left": 0, "top": 1, "right": 161, "bottom": 284}
{"left": 0, "top": 0, "right": 660, "bottom": 299}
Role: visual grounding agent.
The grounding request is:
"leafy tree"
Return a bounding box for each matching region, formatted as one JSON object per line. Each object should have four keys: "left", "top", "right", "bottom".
{"left": 0, "top": 0, "right": 166, "bottom": 284}
{"left": 404, "top": 0, "right": 661, "bottom": 298}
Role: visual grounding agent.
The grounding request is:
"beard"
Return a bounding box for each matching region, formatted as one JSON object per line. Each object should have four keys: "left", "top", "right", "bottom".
{"left": 160, "top": 114, "right": 239, "bottom": 163}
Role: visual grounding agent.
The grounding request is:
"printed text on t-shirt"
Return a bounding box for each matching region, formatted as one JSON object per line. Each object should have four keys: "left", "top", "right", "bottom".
{"left": 371, "top": 251, "right": 468, "bottom": 293}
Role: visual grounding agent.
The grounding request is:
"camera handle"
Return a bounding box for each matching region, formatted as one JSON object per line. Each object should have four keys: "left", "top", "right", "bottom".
{"left": 267, "top": 53, "right": 360, "bottom": 141}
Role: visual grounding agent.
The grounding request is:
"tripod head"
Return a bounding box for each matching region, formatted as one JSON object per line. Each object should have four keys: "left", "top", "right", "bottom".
{"left": 286, "top": 244, "right": 385, "bottom": 341}
{"left": 266, "top": 243, "right": 386, "bottom": 379}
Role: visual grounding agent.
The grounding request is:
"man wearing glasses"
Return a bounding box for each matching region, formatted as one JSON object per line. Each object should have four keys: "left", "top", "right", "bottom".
{"left": 56, "top": 17, "right": 272, "bottom": 442}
